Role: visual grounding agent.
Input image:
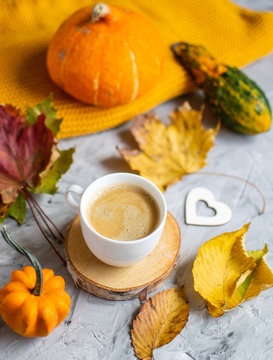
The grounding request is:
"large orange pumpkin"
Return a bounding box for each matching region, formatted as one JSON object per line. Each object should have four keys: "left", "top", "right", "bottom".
{"left": 46, "top": 3, "right": 165, "bottom": 107}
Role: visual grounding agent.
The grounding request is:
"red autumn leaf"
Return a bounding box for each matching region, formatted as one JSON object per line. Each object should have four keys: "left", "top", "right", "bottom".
{"left": 0, "top": 105, "right": 54, "bottom": 204}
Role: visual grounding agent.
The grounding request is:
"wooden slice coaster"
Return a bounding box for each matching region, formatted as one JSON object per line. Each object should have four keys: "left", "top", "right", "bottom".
{"left": 65, "top": 212, "right": 181, "bottom": 300}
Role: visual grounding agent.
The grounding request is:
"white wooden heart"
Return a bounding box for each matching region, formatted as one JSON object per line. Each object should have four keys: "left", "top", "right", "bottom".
{"left": 185, "top": 187, "right": 232, "bottom": 226}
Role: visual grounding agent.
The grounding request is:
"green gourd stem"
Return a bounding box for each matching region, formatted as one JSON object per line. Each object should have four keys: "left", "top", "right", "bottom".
{"left": 91, "top": 3, "right": 110, "bottom": 22}
{"left": 1, "top": 226, "right": 43, "bottom": 296}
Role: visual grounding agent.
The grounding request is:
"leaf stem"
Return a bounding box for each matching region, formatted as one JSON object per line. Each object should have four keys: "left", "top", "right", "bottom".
{"left": 21, "top": 189, "right": 66, "bottom": 265}
{"left": 23, "top": 190, "right": 59, "bottom": 242}
{"left": 23, "top": 186, "right": 64, "bottom": 240}
{"left": 190, "top": 171, "right": 266, "bottom": 214}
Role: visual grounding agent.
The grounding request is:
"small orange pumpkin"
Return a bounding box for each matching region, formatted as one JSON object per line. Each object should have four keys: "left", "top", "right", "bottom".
{"left": 46, "top": 3, "right": 165, "bottom": 107}
{"left": 0, "top": 227, "right": 71, "bottom": 337}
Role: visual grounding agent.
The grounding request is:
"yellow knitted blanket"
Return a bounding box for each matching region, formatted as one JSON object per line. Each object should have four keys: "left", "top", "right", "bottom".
{"left": 1, "top": 0, "right": 273, "bottom": 138}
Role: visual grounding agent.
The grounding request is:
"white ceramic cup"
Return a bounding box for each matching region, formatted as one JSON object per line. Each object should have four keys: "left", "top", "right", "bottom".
{"left": 65, "top": 173, "right": 167, "bottom": 267}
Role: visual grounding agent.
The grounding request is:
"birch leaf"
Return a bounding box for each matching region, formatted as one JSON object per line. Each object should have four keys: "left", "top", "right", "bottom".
{"left": 243, "top": 245, "right": 273, "bottom": 300}
{"left": 119, "top": 102, "right": 219, "bottom": 192}
{"left": 131, "top": 287, "right": 190, "bottom": 360}
{"left": 193, "top": 224, "right": 273, "bottom": 317}
{"left": 207, "top": 302, "right": 224, "bottom": 318}
{"left": 193, "top": 224, "right": 255, "bottom": 309}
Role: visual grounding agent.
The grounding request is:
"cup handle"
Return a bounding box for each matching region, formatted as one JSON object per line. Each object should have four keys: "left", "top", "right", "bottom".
{"left": 65, "top": 184, "right": 84, "bottom": 214}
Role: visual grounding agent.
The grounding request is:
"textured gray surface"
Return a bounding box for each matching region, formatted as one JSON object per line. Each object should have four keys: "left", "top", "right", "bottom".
{"left": 1, "top": 1, "right": 273, "bottom": 359}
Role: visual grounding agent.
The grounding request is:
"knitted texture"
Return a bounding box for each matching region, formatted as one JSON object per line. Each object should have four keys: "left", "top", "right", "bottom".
{"left": 1, "top": 0, "right": 273, "bottom": 138}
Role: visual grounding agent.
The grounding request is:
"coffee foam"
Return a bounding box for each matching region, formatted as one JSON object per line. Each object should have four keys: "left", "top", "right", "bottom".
{"left": 86, "top": 183, "right": 160, "bottom": 241}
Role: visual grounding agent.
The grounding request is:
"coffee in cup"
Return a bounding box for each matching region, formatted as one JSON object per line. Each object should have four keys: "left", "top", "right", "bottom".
{"left": 65, "top": 173, "right": 167, "bottom": 266}
{"left": 86, "top": 183, "right": 160, "bottom": 241}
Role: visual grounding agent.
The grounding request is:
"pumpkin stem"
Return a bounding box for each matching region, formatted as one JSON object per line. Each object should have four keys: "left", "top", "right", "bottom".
{"left": 91, "top": 3, "right": 110, "bottom": 22}
{"left": 1, "top": 227, "right": 43, "bottom": 296}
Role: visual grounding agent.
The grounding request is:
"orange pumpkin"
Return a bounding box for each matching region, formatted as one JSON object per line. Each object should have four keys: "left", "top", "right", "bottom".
{"left": 0, "top": 227, "right": 71, "bottom": 337}
{"left": 46, "top": 3, "right": 165, "bottom": 107}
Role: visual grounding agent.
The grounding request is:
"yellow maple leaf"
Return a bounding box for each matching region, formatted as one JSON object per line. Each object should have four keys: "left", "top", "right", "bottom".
{"left": 131, "top": 287, "right": 190, "bottom": 360}
{"left": 193, "top": 224, "right": 273, "bottom": 317}
{"left": 119, "top": 102, "right": 219, "bottom": 192}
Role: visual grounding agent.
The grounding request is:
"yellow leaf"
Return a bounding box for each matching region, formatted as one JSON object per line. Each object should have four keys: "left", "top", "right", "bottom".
{"left": 131, "top": 287, "right": 190, "bottom": 360}
{"left": 224, "top": 246, "right": 269, "bottom": 309}
{"left": 119, "top": 102, "right": 219, "bottom": 192}
{"left": 224, "top": 244, "right": 272, "bottom": 310}
{"left": 224, "top": 268, "right": 254, "bottom": 310}
{"left": 193, "top": 224, "right": 273, "bottom": 317}
{"left": 207, "top": 301, "right": 224, "bottom": 318}
{"left": 248, "top": 244, "right": 268, "bottom": 262}
{"left": 244, "top": 245, "right": 273, "bottom": 300}
{"left": 223, "top": 224, "right": 256, "bottom": 300}
{"left": 193, "top": 224, "right": 255, "bottom": 309}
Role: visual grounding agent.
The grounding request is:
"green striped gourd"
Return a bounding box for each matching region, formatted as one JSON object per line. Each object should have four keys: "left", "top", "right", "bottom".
{"left": 172, "top": 42, "right": 272, "bottom": 134}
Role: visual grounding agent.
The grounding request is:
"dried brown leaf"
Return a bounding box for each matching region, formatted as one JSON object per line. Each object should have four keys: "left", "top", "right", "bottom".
{"left": 131, "top": 287, "right": 190, "bottom": 360}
